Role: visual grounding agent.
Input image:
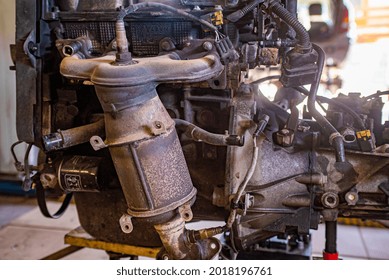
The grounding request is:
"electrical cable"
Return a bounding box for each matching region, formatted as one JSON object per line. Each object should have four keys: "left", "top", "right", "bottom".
{"left": 117, "top": 2, "right": 218, "bottom": 32}
{"left": 227, "top": 0, "right": 265, "bottom": 23}
{"left": 250, "top": 75, "right": 281, "bottom": 85}
{"left": 114, "top": 2, "right": 225, "bottom": 62}
{"left": 365, "top": 90, "right": 389, "bottom": 100}
{"left": 10, "top": 140, "right": 24, "bottom": 171}
{"left": 22, "top": 144, "right": 33, "bottom": 191}
{"left": 269, "top": 0, "right": 310, "bottom": 48}
{"left": 293, "top": 86, "right": 366, "bottom": 130}
{"left": 226, "top": 115, "right": 269, "bottom": 229}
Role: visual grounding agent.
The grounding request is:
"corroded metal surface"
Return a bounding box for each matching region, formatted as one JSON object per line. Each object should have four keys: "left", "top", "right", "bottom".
{"left": 60, "top": 53, "right": 223, "bottom": 86}
{"left": 109, "top": 126, "right": 196, "bottom": 218}
{"left": 13, "top": 0, "right": 389, "bottom": 260}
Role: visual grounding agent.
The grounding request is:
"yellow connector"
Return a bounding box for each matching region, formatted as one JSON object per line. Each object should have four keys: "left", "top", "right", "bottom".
{"left": 212, "top": 11, "right": 224, "bottom": 26}
{"left": 356, "top": 130, "right": 371, "bottom": 141}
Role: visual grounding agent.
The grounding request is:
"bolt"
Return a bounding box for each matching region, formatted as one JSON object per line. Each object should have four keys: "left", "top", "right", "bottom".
{"left": 321, "top": 192, "right": 339, "bottom": 209}
{"left": 202, "top": 41, "right": 213, "bottom": 51}
{"left": 154, "top": 121, "right": 162, "bottom": 129}
{"left": 161, "top": 41, "right": 171, "bottom": 51}
{"left": 345, "top": 191, "right": 358, "bottom": 205}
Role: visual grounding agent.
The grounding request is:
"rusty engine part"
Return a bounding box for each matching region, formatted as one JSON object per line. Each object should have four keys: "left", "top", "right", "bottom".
{"left": 11, "top": 0, "right": 389, "bottom": 259}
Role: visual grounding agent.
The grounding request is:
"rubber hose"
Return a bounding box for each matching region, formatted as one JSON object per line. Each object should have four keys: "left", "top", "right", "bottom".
{"left": 270, "top": 0, "right": 310, "bottom": 48}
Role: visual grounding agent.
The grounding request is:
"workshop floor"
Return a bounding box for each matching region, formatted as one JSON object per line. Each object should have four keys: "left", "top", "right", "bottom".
{"left": 0, "top": 194, "right": 389, "bottom": 260}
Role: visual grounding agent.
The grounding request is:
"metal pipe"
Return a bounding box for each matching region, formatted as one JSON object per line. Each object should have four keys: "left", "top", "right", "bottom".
{"left": 42, "top": 119, "right": 105, "bottom": 152}
{"left": 62, "top": 41, "right": 82, "bottom": 57}
{"left": 324, "top": 221, "right": 338, "bottom": 259}
{"left": 174, "top": 119, "right": 244, "bottom": 147}
{"left": 154, "top": 216, "right": 192, "bottom": 260}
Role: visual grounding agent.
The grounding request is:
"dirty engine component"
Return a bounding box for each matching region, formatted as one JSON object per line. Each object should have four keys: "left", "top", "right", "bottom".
{"left": 11, "top": 0, "right": 389, "bottom": 259}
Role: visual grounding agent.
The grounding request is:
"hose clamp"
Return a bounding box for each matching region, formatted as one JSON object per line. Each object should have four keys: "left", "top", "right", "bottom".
{"left": 329, "top": 132, "right": 343, "bottom": 145}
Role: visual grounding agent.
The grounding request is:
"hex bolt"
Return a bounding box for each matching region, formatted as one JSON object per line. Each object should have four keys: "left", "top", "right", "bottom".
{"left": 202, "top": 41, "right": 213, "bottom": 51}
{"left": 345, "top": 191, "right": 358, "bottom": 206}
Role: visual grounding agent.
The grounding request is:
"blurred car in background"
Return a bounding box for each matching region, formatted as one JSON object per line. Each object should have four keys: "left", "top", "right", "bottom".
{"left": 298, "top": 0, "right": 357, "bottom": 67}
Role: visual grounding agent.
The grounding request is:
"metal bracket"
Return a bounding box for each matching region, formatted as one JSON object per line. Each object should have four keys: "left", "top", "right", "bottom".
{"left": 178, "top": 203, "right": 193, "bottom": 222}
{"left": 90, "top": 136, "right": 108, "bottom": 151}
{"left": 23, "top": 30, "right": 37, "bottom": 68}
{"left": 119, "top": 214, "right": 133, "bottom": 234}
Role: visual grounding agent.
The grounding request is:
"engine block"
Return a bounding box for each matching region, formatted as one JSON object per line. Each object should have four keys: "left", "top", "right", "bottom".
{"left": 12, "top": 0, "right": 389, "bottom": 259}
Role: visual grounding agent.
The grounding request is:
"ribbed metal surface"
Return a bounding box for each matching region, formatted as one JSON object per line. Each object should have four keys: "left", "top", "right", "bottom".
{"left": 62, "top": 20, "right": 193, "bottom": 56}
{"left": 130, "top": 21, "right": 192, "bottom": 56}
{"left": 63, "top": 21, "right": 116, "bottom": 54}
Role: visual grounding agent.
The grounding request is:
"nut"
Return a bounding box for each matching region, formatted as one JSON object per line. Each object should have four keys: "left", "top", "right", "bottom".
{"left": 202, "top": 41, "right": 213, "bottom": 51}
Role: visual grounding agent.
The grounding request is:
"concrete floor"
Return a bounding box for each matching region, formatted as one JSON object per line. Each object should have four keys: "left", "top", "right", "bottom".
{"left": 0, "top": 195, "right": 108, "bottom": 260}
{"left": 0, "top": 194, "right": 389, "bottom": 260}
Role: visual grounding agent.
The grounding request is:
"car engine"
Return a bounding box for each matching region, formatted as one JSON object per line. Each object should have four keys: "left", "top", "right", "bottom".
{"left": 11, "top": 0, "right": 389, "bottom": 259}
